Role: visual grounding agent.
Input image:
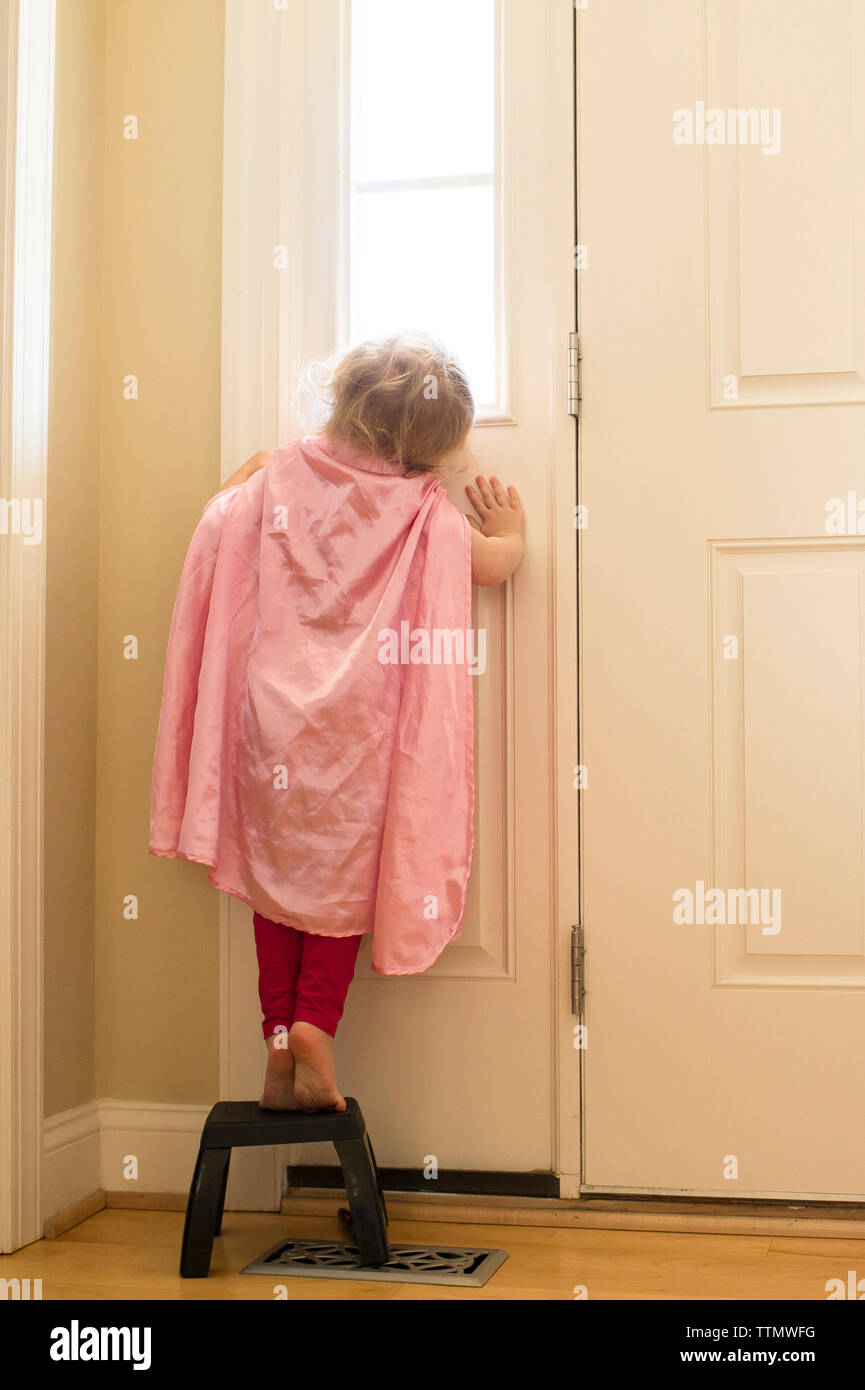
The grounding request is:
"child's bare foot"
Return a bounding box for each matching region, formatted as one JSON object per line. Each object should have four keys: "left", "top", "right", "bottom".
{"left": 288, "top": 1021, "right": 346, "bottom": 1112}
{"left": 259, "top": 1030, "right": 302, "bottom": 1110}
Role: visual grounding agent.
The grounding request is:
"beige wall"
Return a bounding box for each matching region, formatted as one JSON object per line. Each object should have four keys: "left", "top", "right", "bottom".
{"left": 94, "top": 0, "right": 225, "bottom": 1104}
{"left": 45, "top": 0, "right": 226, "bottom": 1115}
{"left": 44, "top": 0, "right": 105, "bottom": 1117}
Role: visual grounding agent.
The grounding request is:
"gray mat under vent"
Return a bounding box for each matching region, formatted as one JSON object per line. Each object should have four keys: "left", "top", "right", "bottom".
{"left": 241, "top": 1238, "right": 508, "bottom": 1287}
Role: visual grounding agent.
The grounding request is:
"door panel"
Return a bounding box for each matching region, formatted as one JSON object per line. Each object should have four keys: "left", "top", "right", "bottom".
{"left": 580, "top": 0, "right": 865, "bottom": 1196}
{"left": 706, "top": 0, "right": 865, "bottom": 403}
{"left": 222, "top": 0, "right": 577, "bottom": 1185}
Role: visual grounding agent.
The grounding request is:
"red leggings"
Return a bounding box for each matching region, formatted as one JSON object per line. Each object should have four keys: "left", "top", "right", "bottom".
{"left": 252, "top": 911, "right": 363, "bottom": 1039}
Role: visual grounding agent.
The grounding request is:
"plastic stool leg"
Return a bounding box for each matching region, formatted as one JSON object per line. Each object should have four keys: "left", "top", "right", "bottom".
{"left": 214, "top": 1150, "right": 231, "bottom": 1236}
{"left": 365, "top": 1131, "right": 389, "bottom": 1225}
{"left": 334, "top": 1134, "right": 390, "bottom": 1267}
{"left": 180, "top": 1146, "right": 231, "bottom": 1278}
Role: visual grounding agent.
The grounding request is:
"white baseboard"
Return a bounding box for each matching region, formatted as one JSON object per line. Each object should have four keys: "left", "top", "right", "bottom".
{"left": 98, "top": 1099, "right": 211, "bottom": 1197}
{"left": 42, "top": 1099, "right": 210, "bottom": 1223}
{"left": 42, "top": 1102, "right": 101, "bottom": 1221}
{"left": 42, "top": 1098, "right": 285, "bottom": 1226}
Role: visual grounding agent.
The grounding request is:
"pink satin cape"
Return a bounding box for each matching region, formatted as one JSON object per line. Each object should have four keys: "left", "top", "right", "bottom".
{"left": 148, "top": 433, "right": 475, "bottom": 975}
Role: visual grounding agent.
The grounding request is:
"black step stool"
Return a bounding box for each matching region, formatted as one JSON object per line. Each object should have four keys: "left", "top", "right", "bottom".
{"left": 180, "top": 1098, "right": 389, "bottom": 1277}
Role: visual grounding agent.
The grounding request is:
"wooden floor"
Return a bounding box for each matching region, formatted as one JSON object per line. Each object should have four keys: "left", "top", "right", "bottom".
{"left": 3, "top": 1207, "right": 864, "bottom": 1299}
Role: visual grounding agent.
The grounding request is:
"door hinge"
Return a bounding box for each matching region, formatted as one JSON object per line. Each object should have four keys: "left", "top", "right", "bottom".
{"left": 570, "top": 923, "right": 585, "bottom": 1016}
{"left": 568, "top": 332, "right": 581, "bottom": 417}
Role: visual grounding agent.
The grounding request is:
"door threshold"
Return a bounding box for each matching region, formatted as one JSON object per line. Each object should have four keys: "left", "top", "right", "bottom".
{"left": 581, "top": 1185, "right": 865, "bottom": 1204}
{"left": 282, "top": 1187, "right": 865, "bottom": 1240}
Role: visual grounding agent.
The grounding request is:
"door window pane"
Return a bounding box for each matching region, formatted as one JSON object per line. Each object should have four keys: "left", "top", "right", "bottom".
{"left": 350, "top": 0, "right": 500, "bottom": 411}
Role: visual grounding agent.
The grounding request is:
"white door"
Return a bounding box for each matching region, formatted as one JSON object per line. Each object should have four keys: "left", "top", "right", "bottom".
{"left": 580, "top": 0, "right": 865, "bottom": 1197}
{"left": 221, "top": 0, "right": 578, "bottom": 1200}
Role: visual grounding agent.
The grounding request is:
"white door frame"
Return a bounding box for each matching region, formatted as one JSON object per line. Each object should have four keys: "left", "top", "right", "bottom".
{"left": 218, "top": 0, "right": 316, "bottom": 1211}
{"left": 0, "top": 0, "right": 56, "bottom": 1252}
{"left": 220, "top": 0, "right": 579, "bottom": 1197}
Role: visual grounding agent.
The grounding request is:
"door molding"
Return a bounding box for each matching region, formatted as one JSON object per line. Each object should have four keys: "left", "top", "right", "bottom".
{"left": 0, "top": 0, "right": 56, "bottom": 1252}
{"left": 218, "top": 0, "right": 337, "bottom": 1209}
{"left": 221, "top": 0, "right": 580, "bottom": 1196}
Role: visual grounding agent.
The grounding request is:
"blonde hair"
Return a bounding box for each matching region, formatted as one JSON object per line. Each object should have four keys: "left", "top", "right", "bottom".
{"left": 297, "top": 332, "right": 475, "bottom": 476}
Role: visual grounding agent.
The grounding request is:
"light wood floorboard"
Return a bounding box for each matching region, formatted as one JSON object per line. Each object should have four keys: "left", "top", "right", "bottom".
{"left": 2, "top": 1209, "right": 863, "bottom": 1300}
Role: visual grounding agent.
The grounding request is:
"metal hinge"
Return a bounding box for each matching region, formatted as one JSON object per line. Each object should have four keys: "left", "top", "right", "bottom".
{"left": 570, "top": 924, "right": 585, "bottom": 1016}
{"left": 567, "top": 331, "right": 581, "bottom": 417}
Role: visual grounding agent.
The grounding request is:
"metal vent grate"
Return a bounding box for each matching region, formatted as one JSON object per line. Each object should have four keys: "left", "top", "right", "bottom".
{"left": 242, "top": 1238, "right": 508, "bottom": 1287}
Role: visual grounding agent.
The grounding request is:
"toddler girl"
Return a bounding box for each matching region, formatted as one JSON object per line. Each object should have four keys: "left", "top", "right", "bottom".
{"left": 149, "top": 333, "right": 525, "bottom": 1114}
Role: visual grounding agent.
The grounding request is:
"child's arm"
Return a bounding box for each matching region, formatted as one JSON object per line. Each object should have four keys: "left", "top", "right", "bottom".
{"left": 465, "top": 475, "right": 526, "bottom": 586}
{"left": 216, "top": 449, "right": 273, "bottom": 496}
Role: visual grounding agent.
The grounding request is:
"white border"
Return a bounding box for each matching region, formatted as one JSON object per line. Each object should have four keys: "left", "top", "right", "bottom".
{"left": 555, "top": 0, "right": 580, "bottom": 1198}
{"left": 220, "top": 0, "right": 310, "bottom": 1212}
{"left": 0, "top": 0, "right": 55, "bottom": 1254}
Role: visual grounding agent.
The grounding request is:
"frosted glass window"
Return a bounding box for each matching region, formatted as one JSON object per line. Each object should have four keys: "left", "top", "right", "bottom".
{"left": 350, "top": 0, "right": 499, "bottom": 411}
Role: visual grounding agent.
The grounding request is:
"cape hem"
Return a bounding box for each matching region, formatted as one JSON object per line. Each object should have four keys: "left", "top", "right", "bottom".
{"left": 148, "top": 843, "right": 463, "bottom": 973}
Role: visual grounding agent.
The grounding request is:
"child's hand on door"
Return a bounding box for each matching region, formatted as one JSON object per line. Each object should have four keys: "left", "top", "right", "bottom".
{"left": 465, "top": 475, "right": 525, "bottom": 539}
{"left": 465, "top": 475, "right": 525, "bottom": 585}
